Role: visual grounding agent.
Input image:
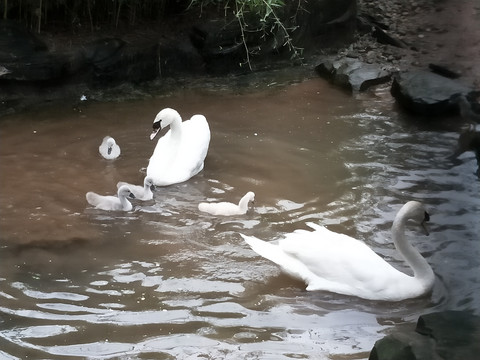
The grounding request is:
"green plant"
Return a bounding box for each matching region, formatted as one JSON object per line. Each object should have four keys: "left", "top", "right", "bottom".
{"left": 189, "top": 0, "right": 303, "bottom": 69}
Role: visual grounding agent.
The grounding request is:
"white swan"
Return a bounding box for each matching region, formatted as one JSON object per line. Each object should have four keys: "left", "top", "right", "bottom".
{"left": 99, "top": 136, "right": 120, "bottom": 160}
{"left": 198, "top": 191, "right": 255, "bottom": 216}
{"left": 116, "top": 176, "right": 155, "bottom": 201}
{"left": 146, "top": 108, "right": 210, "bottom": 186}
{"left": 86, "top": 185, "right": 135, "bottom": 211}
{"left": 240, "top": 201, "right": 435, "bottom": 301}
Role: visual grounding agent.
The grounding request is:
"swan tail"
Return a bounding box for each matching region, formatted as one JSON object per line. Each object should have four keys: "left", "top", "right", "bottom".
{"left": 240, "top": 234, "right": 316, "bottom": 285}
{"left": 241, "top": 234, "right": 280, "bottom": 261}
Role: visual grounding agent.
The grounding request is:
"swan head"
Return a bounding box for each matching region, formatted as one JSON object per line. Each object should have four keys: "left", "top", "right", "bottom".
{"left": 150, "top": 108, "right": 180, "bottom": 140}
{"left": 246, "top": 191, "right": 255, "bottom": 203}
{"left": 398, "top": 201, "right": 430, "bottom": 235}
{"left": 144, "top": 176, "right": 156, "bottom": 191}
{"left": 118, "top": 185, "right": 135, "bottom": 199}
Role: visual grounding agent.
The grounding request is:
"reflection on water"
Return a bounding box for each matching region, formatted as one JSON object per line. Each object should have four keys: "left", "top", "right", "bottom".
{"left": 0, "top": 78, "right": 479, "bottom": 359}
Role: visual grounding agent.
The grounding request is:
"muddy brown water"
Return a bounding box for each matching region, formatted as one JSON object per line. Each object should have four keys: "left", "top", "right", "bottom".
{"left": 0, "top": 76, "right": 479, "bottom": 359}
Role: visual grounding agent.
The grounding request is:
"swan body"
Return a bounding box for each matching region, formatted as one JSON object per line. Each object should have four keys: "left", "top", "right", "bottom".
{"left": 99, "top": 136, "right": 120, "bottom": 159}
{"left": 147, "top": 108, "right": 210, "bottom": 186}
{"left": 198, "top": 191, "right": 255, "bottom": 216}
{"left": 117, "top": 177, "right": 155, "bottom": 201}
{"left": 86, "top": 185, "right": 135, "bottom": 211}
{"left": 241, "top": 201, "right": 435, "bottom": 301}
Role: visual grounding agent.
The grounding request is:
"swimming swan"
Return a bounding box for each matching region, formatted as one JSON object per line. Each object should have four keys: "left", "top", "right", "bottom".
{"left": 99, "top": 136, "right": 120, "bottom": 159}
{"left": 198, "top": 191, "right": 255, "bottom": 216}
{"left": 86, "top": 185, "right": 135, "bottom": 211}
{"left": 240, "top": 201, "right": 435, "bottom": 301}
{"left": 117, "top": 176, "right": 155, "bottom": 201}
{"left": 147, "top": 108, "right": 210, "bottom": 186}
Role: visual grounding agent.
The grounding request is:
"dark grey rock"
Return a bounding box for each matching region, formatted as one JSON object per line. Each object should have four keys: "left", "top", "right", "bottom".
{"left": 390, "top": 70, "right": 475, "bottom": 116}
{"left": 369, "top": 311, "right": 480, "bottom": 360}
{"left": 316, "top": 57, "right": 391, "bottom": 91}
{"left": 416, "top": 311, "right": 480, "bottom": 360}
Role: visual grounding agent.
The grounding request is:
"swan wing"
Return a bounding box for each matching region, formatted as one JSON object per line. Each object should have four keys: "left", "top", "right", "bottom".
{"left": 240, "top": 234, "right": 320, "bottom": 285}
{"left": 279, "top": 227, "right": 401, "bottom": 285}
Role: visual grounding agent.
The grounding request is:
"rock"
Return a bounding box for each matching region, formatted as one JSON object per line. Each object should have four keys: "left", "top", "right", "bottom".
{"left": 188, "top": 0, "right": 357, "bottom": 74}
{"left": 315, "top": 57, "right": 391, "bottom": 91}
{"left": 369, "top": 311, "right": 480, "bottom": 360}
{"left": 369, "top": 334, "right": 419, "bottom": 360}
{"left": 0, "top": 20, "right": 71, "bottom": 81}
{"left": 390, "top": 70, "right": 475, "bottom": 116}
{"left": 159, "top": 39, "right": 204, "bottom": 76}
{"left": 89, "top": 42, "right": 159, "bottom": 85}
{"left": 428, "top": 63, "right": 461, "bottom": 79}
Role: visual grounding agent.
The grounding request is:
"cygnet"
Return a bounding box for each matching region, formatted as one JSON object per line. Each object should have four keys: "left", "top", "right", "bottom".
{"left": 99, "top": 136, "right": 120, "bottom": 160}
{"left": 86, "top": 185, "right": 135, "bottom": 211}
{"left": 198, "top": 191, "right": 255, "bottom": 216}
{"left": 116, "top": 176, "right": 155, "bottom": 201}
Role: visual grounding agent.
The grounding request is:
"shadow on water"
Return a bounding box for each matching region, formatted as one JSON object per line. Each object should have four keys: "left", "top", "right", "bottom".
{"left": 0, "top": 74, "right": 479, "bottom": 359}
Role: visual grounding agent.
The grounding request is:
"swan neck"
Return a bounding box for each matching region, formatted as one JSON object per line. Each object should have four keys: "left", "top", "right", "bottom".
{"left": 238, "top": 195, "right": 250, "bottom": 212}
{"left": 169, "top": 115, "right": 183, "bottom": 136}
{"left": 392, "top": 215, "right": 433, "bottom": 283}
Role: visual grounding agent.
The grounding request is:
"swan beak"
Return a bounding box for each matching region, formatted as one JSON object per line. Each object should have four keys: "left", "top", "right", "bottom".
{"left": 150, "top": 129, "right": 159, "bottom": 140}
{"left": 421, "top": 211, "right": 430, "bottom": 236}
{"left": 150, "top": 120, "right": 161, "bottom": 140}
{"left": 107, "top": 146, "right": 112, "bottom": 155}
{"left": 150, "top": 184, "right": 156, "bottom": 191}
{"left": 129, "top": 192, "right": 136, "bottom": 199}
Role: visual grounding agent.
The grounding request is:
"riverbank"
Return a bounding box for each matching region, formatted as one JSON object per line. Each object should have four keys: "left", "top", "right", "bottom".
{"left": 1, "top": 0, "right": 479, "bottom": 118}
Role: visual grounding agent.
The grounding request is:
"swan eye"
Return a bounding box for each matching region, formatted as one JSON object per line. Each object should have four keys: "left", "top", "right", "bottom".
{"left": 153, "top": 121, "right": 161, "bottom": 130}
{"left": 424, "top": 211, "right": 430, "bottom": 222}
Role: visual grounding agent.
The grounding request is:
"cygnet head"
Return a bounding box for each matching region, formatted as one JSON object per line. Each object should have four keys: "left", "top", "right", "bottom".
{"left": 118, "top": 185, "right": 135, "bottom": 199}
{"left": 144, "top": 176, "right": 155, "bottom": 191}
{"left": 150, "top": 108, "right": 180, "bottom": 140}
{"left": 106, "top": 137, "right": 116, "bottom": 155}
{"left": 246, "top": 191, "right": 255, "bottom": 203}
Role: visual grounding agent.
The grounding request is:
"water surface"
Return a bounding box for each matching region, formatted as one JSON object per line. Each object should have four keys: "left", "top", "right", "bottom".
{"left": 1, "top": 76, "right": 479, "bottom": 359}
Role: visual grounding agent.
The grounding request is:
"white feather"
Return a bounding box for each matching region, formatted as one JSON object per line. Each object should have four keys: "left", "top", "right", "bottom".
{"left": 86, "top": 185, "right": 134, "bottom": 211}
{"left": 99, "top": 136, "right": 120, "bottom": 160}
{"left": 147, "top": 108, "right": 210, "bottom": 186}
{"left": 198, "top": 192, "right": 255, "bottom": 216}
{"left": 241, "top": 201, "right": 435, "bottom": 301}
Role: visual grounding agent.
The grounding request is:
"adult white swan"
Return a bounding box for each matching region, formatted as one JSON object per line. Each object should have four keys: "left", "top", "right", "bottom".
{"left": 147, "top": 108, "right": 210, "bottom": 186}
{"left": 99, "top": 136, "right": 120, "bottom": 159}
{"left": 240, "top": 201, "right": 435, "bottom": 301}
{"left": 86, "top": 185, "right": 135, "bottom": 211}
{"left": 198, "top": 191, "right": 255, "bottom": 216}
{"left": 117, "top": 176, "right": 155, "bottom": 201}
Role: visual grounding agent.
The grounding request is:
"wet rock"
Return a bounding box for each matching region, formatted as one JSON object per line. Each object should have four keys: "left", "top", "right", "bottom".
{"left": 0, "top": 20, "right": 70, "bottom": 81}
{"left": 88, "top": 41, "right": 159, "bottom": 85}
{"left": 315, "top": 57, "right": 391, "bottom": 91}
{"left": 189, "top": 0, "right": 357, "bottom": 74}
{"left": 390, "top": 70, "right": 475, "bottom": 116}
{"left": 369, "top": 311, "right": 480, "bottom": 360}
{"left": 159, "top": 39, "right": 204, "bottom": 76}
